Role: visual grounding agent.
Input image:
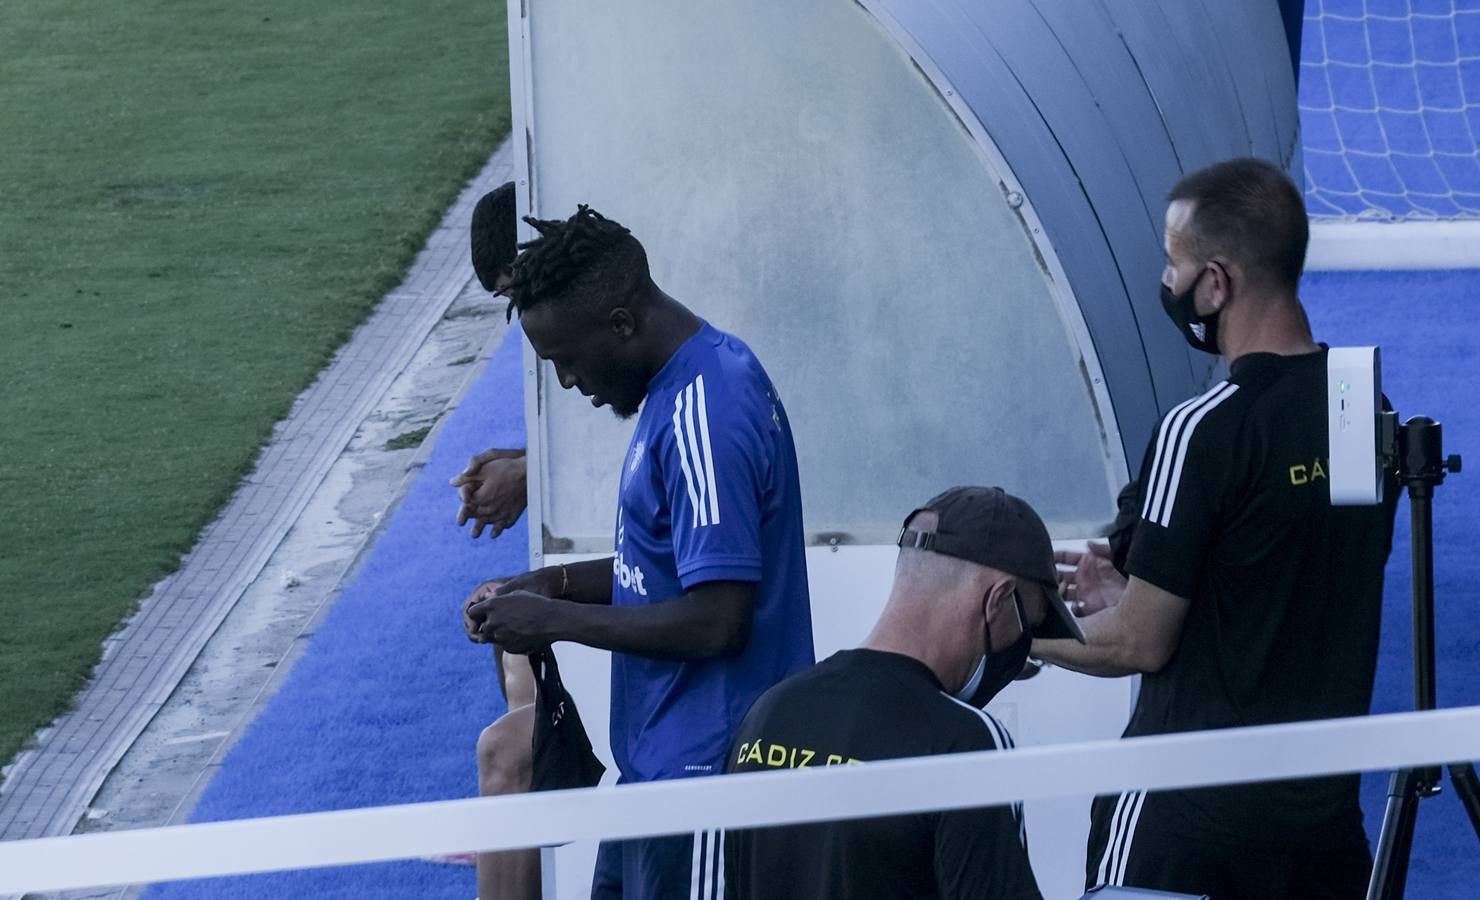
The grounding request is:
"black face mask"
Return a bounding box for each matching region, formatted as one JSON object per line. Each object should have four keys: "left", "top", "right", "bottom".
{"left": 1160, "top": 266, "right": 1220, "bottom": 355}
{"left": 955, "top": 592, "right": 1033, "bottom": 708}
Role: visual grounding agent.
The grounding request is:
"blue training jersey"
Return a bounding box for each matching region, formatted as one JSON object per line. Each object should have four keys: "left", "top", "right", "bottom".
{"left": 610, "top": 321, "right": 814, "bottom": 783}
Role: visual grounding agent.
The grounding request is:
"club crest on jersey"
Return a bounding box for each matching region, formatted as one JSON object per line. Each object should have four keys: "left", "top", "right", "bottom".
{"left": 628, "top": 440, "right": 644, "bottom": 474}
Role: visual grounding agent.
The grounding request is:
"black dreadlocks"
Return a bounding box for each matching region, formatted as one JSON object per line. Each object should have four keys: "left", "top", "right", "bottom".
{"left": 503, "top": 204, "right": 650, "bottom": 322}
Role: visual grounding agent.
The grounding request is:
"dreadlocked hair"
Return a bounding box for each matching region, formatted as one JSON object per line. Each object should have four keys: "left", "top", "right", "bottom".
{"left": 503, "top": 204, "right": 651, "bottom": 322}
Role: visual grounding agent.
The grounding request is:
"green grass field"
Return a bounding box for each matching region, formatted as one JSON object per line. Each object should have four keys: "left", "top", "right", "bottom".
{"left": 0, "top": 1, "right": 509, "bottom": 773}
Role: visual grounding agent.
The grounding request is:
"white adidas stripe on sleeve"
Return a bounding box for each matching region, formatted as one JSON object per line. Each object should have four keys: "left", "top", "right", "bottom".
{"left": 939, "top": 694, "right": 1026, "bottom": 844}
{"left": 1110, "top": 790, "right": 1147, "bottom": 886}
{"left": 694, "top": 375, "right": 721, "bottom": 526}
{"left": 689, "top": 829, "right": 724, "bottom": 900}
{"left": 673, "top": 392, "right": 702, "bottom": 528}
{"left": 1141, "top": 383, "right": 1239, "bottom": 528}
{"left": 673, "top": 377, "right": 723, "bottom": 530}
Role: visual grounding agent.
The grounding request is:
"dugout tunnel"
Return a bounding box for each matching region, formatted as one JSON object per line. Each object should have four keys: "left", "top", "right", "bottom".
{"left": 509, "top": 1, "right": 1298, "bottom": 895}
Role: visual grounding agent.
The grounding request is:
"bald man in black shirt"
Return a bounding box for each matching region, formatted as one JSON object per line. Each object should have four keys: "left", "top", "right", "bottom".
{"left": 1036, "top": 159, "right": 1398, "bottom": 900}
{"left": 723, "top": 487, "right": 1085, "bottom": 900}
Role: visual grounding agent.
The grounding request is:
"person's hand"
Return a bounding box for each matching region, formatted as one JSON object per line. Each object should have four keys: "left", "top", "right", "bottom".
{"left": 493, "top": 566, "right": 563, "bottom": 599}
{"left": 1054, "top": 541, "right": 1127, "bottom": 616}
{"left": 462, "top": 579, "right": 506, "bottom": 643}
{"left": 450, "top": 449, "right": 528, "bottom": 539}
{"left": 470, "top": 589, "right": 560, "bottom": 655}
{"left": 462, "top": 569, "right": 564, "bottom": 643}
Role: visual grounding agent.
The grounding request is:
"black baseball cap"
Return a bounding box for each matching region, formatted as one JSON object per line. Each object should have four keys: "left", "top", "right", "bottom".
{"left": 471, "top": 181, "right": 518, "bottom": 292}
{"left": 897, "top": 486, "right": 1085, "bottom": 642}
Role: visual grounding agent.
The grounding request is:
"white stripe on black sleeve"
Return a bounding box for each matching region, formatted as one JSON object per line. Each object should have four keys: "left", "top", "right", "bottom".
{"left": 985, "top": 713, "right": 1009, "bottom": 751}
{"left": 1095, "top": 791, "right": 1131, "bottom": 886}
{"left": 689, "top": 828, "right": 703, "bottom": 899}
{"left": 673, "top": 393, "right": 701, "bottom": 528}
{"left": 1108, "top": 791, "right": 1142, "bottom": 883}
{"left": 1110, "top": 791, "right": 1147, "bottom": 885}
{"left": 940, "top": 693, "right": 1001, "bottom": 741}
{"left": 1155, "top": 384, "right": 1238, "bottom": 527}
{"left": 691, "top": 830, "right": 710, "bottom": 900}
{"left": 939, "top": 694, "right": 1016, "bottom": 748}
{"left": 987, "top": 713, "right": 1014, "bottom": 750}
{"left": 1143, "top": 385, "right": 1225, "bottom": 522}
{"left": 938, "top": 698, "right": 1028, "bottom": 847}
{"left": 979, "top": 712, "right": 1025, "bottom": 841}
{"left": 1141, "top": 395, "right": 1203, "bottom": 522}
{"left": 1142, "top": 382, "right": 1239, "bottom": 527}
{"left": 710, "top": 828, "right": 725, "bottom": 899}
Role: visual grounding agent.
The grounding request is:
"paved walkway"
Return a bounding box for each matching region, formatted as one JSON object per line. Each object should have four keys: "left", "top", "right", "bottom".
{"left": 0, "top": 142, "right": 516, "bottom": 853}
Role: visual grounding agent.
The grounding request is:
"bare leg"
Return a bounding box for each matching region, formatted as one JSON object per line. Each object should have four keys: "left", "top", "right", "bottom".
{"left": 477, "top": 650, "right": 539, "bottom": 900}
{"left": 498, "top": 646, "right": 537, "bottom": 710}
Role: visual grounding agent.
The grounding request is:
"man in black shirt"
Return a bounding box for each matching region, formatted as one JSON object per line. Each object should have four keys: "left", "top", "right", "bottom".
{"left": 723, "top": 486, "right": 1084, "bottom": 900}
{"left": 1035, "top": 158, "right": 1398, "bottom": 900}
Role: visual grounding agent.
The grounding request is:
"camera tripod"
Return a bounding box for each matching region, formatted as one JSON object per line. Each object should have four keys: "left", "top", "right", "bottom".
{"left": 1367, "top": 415, "right": 1480, "bottom": 900}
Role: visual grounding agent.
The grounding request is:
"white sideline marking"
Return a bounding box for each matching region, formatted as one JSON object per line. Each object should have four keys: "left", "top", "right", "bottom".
{"left": 1307, "top": 220, "right": 1480, "bottom": 271}
{"left": 161, "top": 731, "right": 231, "bottom": 747}
{"left": 2, "top": 706, "right": 1478, "bottom": 893}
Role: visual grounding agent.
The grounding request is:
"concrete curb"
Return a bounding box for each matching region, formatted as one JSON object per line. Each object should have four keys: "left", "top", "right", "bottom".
{"left": 0, "top": 142, "right": 514, "bottom": 863}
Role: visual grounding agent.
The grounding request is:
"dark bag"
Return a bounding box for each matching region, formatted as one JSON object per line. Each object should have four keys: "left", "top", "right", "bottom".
{"left": 529, "top": 648, "right": 606, "bottom": 792}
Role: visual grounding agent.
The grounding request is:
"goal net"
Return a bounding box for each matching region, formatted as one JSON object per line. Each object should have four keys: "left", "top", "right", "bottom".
{"left": 1300, "top": 0, "right": 1480, "bottom": 221}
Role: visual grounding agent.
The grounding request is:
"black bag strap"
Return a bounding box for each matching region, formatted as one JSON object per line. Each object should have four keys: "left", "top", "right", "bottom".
{"left": 531, "top": 648, "right": 560, "bottom": 696}
{"left": 531, "top": 648, "right": 571, "bottom": 727}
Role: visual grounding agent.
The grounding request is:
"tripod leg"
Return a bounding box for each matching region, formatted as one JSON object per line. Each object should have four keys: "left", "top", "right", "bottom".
{"left": 1448, "top": 762, "right": 1480, "bottom": 841}
{"left": 1368, "top": 769, "right": 1423, "bottom": 900}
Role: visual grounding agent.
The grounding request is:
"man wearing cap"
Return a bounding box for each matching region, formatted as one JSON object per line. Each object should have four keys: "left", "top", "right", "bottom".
{"left": 454, "top": 181, "right": 530, "bottom": 545}
{"left": 720, "top": 487, "right": 1082, "bottom": 900}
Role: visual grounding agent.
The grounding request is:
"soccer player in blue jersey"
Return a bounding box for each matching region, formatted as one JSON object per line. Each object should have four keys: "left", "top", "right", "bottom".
{"left": 465, "top": 204, "right": 815, "bottom": 900}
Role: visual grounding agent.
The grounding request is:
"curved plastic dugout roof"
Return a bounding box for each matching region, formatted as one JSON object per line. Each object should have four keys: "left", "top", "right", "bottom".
{"left": 512, "top": 0, "right": 1298, "bottom": 552}
{"left": 869, "top": 0, "right": 1300, "bottom": 441}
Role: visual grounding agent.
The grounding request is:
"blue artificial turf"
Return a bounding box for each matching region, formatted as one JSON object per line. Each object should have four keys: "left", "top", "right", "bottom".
{"left": 145, "top": 325, "right": 529, "bottom": 900}
{"left": 144, "top": 271, "right": 1479, "bottom": 897}
{"left": 1303, "top": 269, "right": 1480, "bottom": 899}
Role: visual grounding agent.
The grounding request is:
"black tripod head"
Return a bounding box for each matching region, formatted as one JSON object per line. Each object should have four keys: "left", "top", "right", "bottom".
{"left": 1382, "top": 413, "right": 1462, "bottom": 495}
